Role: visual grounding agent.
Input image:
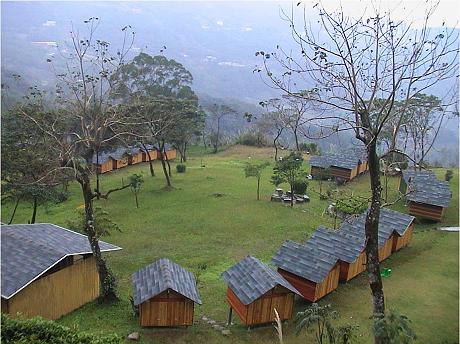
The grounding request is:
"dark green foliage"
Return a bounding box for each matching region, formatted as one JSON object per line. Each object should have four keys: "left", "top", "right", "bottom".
{"left": 373, "top": 310, "right": 416, "bottom": 344}
{"left": 334, "top": 192, "right": 368, "bottom": 215}
{"left": 66, "top": 207, "right": 120, "bottom": 239}
{"left": 1, "top": 314, "right": 121, "bottom": 344}
{"left": 272, "top": 152, "right": 307, "bottom": 206}
{"left": 128, "top": 174, "right": 144, "bottom": 208}
{"left": 299, "top": 142, "right": 320, "bottom": 154}
{"left": 100, "top": 264, "right": 119, "bottom": 304}
{"left": 445, "top": 169, "right": 453, "bottom": 181}
{"left": 296, "top": 303, "right": 358, "bottom": 344}
{"left": 128, "top": 295, "right": 139, "bottom": 317}
{"left": 236, "top": 130, "right": 268, "bottom": 147}
{"left": 176, "top": 164, "right": 187, "bottom": 173}
{"left": 292, "top": 178, "right": 308, "bottom": 194}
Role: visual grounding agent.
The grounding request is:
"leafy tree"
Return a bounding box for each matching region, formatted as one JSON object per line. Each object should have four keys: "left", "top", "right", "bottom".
{"left": 1, "top": 104, "right": 68, "bottom": 224}
{"left": 128, "top": 174, "right": 144, "bottom": 208}
{"left": 244, "top": 161, "right": 270, "bottom": 200}
{"left": 256, "top": 3, "right": 458, "bottom": 338}
{"left": 271, "top": 152, "right": 307, "bottom": 206}
{"left": 373, "top": 310, "right": 416, "bottom": 344}
{"left": 296, "top": 303, "right": 358, "bottom": 344}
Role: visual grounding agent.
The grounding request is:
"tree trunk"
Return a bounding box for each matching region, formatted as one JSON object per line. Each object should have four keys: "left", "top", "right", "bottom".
{"left": 142, "top": 143, "right": 155, "bottom": 177}
{"left": 164, "top": 150, "right": 172, "bottom": 177}
{"left": 8, "top": 196, "right": 21, "bottom": 224}
{"left": 214, "top": 117, "right": 221, "bottom": 154}
{"left": 257, "top": 178, "right": 260, "bottom": 200}
{"left": 158, "top": 146, "right": 172, "bottom": 187}
{"left": 290, "top": 183, "right": 294, "bottom": 207}
{"left": 134, "top": 192, "right": 139, "bottom": 208}
{"left": 95, "top": 149, "right": 101, "bottom": 199}
{"left": 78, "top": 171, "right": 117, "bottom": 302}
{"left": 183, "top": 142, "right": 187, "bottom": 162}
{"left": 365, "top": 140, "right": 385, "bottom": 343}
{"left": 30, "top": 196, "right": 38, "bottom": 224}
{"left": 294, "top": 128, "right": 299, "bottom": 151}
{"left": 273, "top": 138, "right": 279, "bottom": 162}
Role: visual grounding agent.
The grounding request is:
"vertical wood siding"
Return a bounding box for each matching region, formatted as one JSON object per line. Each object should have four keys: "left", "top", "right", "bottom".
{"left": 378, "top": 238, "right": 393, "bottom": 261}
{"left": 330, "top": 167, "right": 352, "bottom": 180}
{"left": 392, "top": 224, "right": 414, "bottom": 252}
{"left": 139, "top": 289, "right": 194, "bottom": 327}
{"left": 5, "top": 256, "right": 99, "bottom": 320}
{"left": 226, "top": 286, "right": 294, "bottom": 326}
{"left": 314, "top": 264, "right": 340, "bottom": 300}
{"left": 408, "top": 202, "right": 444, "bottom": 221}
{"left": 340, "top": 251, "right": 367, "bottom": 282}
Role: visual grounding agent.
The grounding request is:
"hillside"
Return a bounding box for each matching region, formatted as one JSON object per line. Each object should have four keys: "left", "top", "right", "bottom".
{"left": 1, "top": 145, "right": 458, "bottom": 343}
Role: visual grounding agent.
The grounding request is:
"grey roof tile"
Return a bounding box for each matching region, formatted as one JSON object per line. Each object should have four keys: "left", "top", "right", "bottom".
{"left": 132, "top": 258, "right": 202, "bottom": 306}
{"left": 1, "top": 223, "right": 121, "bottom": 299}
{"left": 271, "top": 240, "right": 338, "bottom": 283}
{"left": 221, "top": 256, "right": 300, "bottom": 305}
{"left": 310, "top": 146, "right": 367, "bottom": 170}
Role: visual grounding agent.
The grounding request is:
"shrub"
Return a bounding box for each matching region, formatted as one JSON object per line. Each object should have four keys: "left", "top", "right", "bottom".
{"left": 292, "top": 179, "right": 308, "bottom": 194}
{"left": 1, "top": 314, "right": 122, "bottom": 344}
{"left": 235, "top": 131, "right": 267, "bottom": 147}
{"left": 176, "top": 164, "right": 186, "bottom": 173}
{"left": 445, "top": 169, "right": 453, "bottom": 182}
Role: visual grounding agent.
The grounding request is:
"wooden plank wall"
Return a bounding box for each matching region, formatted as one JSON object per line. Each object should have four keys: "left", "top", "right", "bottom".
{"left": 378, "top": 238, "right": 393, "bottom": 261}
{"left": 139, "top": 289, "right": 194, "bottom": 327}
{"left": 5, "top": 256, "right": 99, "bottom": 320}
{"left": 277, "top": 268, "right": 317, "bottom": 302}
{"left": 340, "top": 251, "right": 367, "bottom": 282}
{"left": 129, "top": 152, "right": 144, "bottom": 165}
{"left": 392, "top": 224, "right": 414, "bottom": 252}
{"left": 245, "top": 286, "right": 294, "bottom": 325}
{"left": 330, "top": 167, "right": 352, "bottom": 180}
{"left": 226, "top": 288, "right": 248, "bottom": 324}
{"left": 314, "top": 264, "right": 340, "bottom": 300}
{"left": 116, "top": 157, "right": 129, "bottom": 169}
{"left": 408, "top": 202, "right": 444, "bottom": 221}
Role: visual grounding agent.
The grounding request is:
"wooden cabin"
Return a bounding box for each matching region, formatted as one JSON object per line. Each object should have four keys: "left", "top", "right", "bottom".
{"left": 127, "top": 149, "right": 144, "bottom": 165}
{"left": 400, "top": 170, "right": 451, "bottom": 222}
{"left": 132, "top": 258, "right": 202, "bottom": 327}
{"left": 139, "top": 144, "right": 158, "bottom": 162}
{"left": 92, "top": 151, "right": 114, "bottom": 174}
{"left": 1, "top": 224, "right": 121, "bottom": 320}
{"left": 272, "top": 240, "right": 340, "bottom": 302}
{"left": 221, "top": 256, "right": 299, "bottom": 326}
{"left": 306, "top": 226, "right": 367, "bottom": 283}
{"left": 157, "top": 144, "right": 177, "bottom": 161}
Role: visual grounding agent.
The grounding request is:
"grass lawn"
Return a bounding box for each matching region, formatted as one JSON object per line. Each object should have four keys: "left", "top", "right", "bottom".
{"left": 2, "top": 145, "right": 458, "bottom": 343}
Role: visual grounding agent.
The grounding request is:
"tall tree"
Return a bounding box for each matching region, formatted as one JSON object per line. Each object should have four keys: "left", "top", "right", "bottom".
{"left": 256, "top": 3, "right": 458, "bottom": 342}
{"left": 204, "top": 103, "right": 237, "bottom": 153}
{"left": 244, "top": 161, "right": 270, "bottom": 200}
{"left": 19, "top": 18, "right": 139, "bottom": 302}
{"left": 259, "top": 99, "right": 289, "bottom": 161}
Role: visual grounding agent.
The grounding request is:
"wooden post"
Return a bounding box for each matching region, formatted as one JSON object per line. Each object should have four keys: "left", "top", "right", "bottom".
{"left": 227, "top": 307, "right": 233, "bottom": 326}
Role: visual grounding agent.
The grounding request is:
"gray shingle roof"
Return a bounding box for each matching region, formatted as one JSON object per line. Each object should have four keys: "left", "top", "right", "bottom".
{"left": 132, "top": 258, "right": 202, "bottom": 306}
{"left": 310, "top": 146, "right": 367, "bottom": 171}
{"left": 401, "top": 170, "right": 452, "bottom": 208}
{"left": 1, "top": 223, "right": 121, "bottom": 299}
{"left": 340, "top": 208, "right": 415, "bottom": 246}
{"left": 307, "top": 226, "right": 365, "bottom": 263}
{"left": 221, "top": 256, "right": 300, "bottom": 305}
{"left": 271, "top": 240, "right": 338, "bottom": 283}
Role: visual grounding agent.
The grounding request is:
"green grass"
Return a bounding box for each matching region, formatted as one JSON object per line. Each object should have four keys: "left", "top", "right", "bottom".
{"left": 2, "top": 145, "right": 458, "bottom": 343}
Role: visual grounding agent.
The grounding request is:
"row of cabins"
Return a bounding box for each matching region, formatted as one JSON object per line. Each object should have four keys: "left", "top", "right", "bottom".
{"left": 310, "top": 148, "right": 368, "bottom": 181}
{"left": 271, "top": 208, "right": 415, "bottom": 302}
{"left": 399, "top": 170, "right": 452, "bottom": 222}
{"left": 92, "top": 144, "right": 176, "bottom": 174}
{"left": 1, "top": 208, "right": 415, "bottom": 328}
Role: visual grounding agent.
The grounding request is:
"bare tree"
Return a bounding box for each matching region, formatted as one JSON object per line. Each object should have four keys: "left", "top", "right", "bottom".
{"left": 205, "top": 103, "right": 237, "bottom": 153}
{"left": 19, "top": 18, "right": 143, "bottom": 302}
{"left": 256, "top": 2, "right": 458, "bottom": 342}
{"left": 259, "top": 98, "right": 289, "bottom": 160}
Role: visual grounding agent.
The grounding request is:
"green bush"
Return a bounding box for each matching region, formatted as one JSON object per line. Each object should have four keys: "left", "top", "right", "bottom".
{"left": 292, "top": 179, "right": 308, "bottom": 194}
{"left": 176, "top": 164, "right": 186, "bottom": 173}
{"left": 445, "top": 169, "right": 453, "bottom": 182}
{"left": 235, "top": 131, "right": 267, "bottom": 147}
{"left": 1, "top": 314, "right": 122, "bottom": 344}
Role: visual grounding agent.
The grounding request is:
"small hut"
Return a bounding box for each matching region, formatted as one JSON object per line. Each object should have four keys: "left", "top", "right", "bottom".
{"left": 132, "top": 258, "right": 202, "bottom": 327}
{"left": 378, "top": 208, "right": 415, "bottom": 252}
{"left": 157, "top": 144, "right": 177, "bottom": 161}
{"left": 306, "top": 226, "right": 366, "bottom": 283}
{"left": 221, "top": 256, "right": 300, "bottom": 326}
{"left": 1, "top": 224, "right": 121, "bottom": 320}
{"left": 110, "top": 148, "right": 129, "bottom": 170}
{"left": 402, "top": 172, "right": 451, "bottom": 221}
{"left": 126, "top": 147, "right": 144, "bottom": 165}
{"left": 272, "top": 241, "right": 340, "bottom": 302}
{"left": 140, "top": 144, "right": 158, "bottom": 162}
{"left": 92, "top": 151, "right": 114, "bottom": 174}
